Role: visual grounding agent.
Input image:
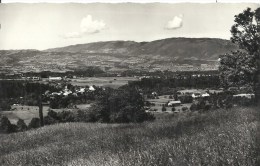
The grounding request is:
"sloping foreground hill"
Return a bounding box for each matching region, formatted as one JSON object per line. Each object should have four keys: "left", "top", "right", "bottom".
{"left": 46, "top": 38, "right": 238, "bottom": 60}
{"left": 0, "top": 107, "right": 259, "bottom": 166}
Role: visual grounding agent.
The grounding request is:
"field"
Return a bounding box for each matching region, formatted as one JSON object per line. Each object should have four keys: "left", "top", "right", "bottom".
{"left": 69, "top": 77, "right": 138, "bottom": 88}
{"left": 0, "top": 106, "right": 259, "bottom": 166}
{"left": 0, "top": 105, "right": 89, "bottom": 125}
{"left": 0, "top": 106, "right": 50, "bottom": 125}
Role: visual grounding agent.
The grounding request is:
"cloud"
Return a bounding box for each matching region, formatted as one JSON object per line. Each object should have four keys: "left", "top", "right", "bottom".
{"left": 62, "top": 32, "right": 82, "bottom": 39}
{"left": 165, "top": 14, "right": 183, "bottom": 30}
{"left": 80, "top": 15, "right": 106, "bottom": 34}
{"left": 62, "top": 15, "right": 106, "bottom": 39}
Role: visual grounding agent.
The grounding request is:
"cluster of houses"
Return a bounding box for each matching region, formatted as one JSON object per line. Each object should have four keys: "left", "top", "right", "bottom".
{"left": 233, "top": 93, "right": 255, "bottom": 99}
{"left": 45, "top": 85, "right": 96, "bottom": 98}
{"left": 147, "top": 87, "right": 255, "bottom": 113}
{"left": 147, "top": 90, "right": 211, "bottom": 110}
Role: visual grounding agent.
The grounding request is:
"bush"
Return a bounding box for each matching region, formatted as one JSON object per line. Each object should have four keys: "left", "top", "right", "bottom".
{"left": 162, "top": 105, "right": 166, "bottom": 112}
{"left": 28, "top": 118, "right": 40, "bottom": 129}
{"left": 58, "top": 111, "right": 76, "bottom": 123}
{"left": 190, "top": 103, "right": 197, "bottom": 111}
{"left": 16, "top": 119, "right": 27, "bottom": 132}
{"left": 204, "top": 104, "right": 212, "bottom": 111}
{"left": 0, "top": 101, "right": 11, "bottom": 111}
{"left": 44, "top": 116, "right": 58, "bottom": 125}
{"left": 178, "top": 95, "right": 193, "bottom": 103}
{"left": 44, "top": 109, "right": 77, "bottom": 124}
{"left": 9, "top": 124, "right": 18, "bottom": 133}
{"left": 233, "top": 96, "right": 254, "bottom": 107}
{"left": 182, "top": 107, "right": 188, "bottom": 111}
{"left": 47, "top": 109, "right": 60, "bottom": 120}
{"left": 0, "top": 116, "right": 17, "bottom": 133}
{"left": 171, "top": 107, "right": 176, "bottom": 111}
{"left": 0, "top": 116, "right": 13, "bottom": 133}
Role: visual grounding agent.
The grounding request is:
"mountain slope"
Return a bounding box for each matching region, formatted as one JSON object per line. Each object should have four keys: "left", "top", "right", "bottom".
{"left": 46, "top": 38, "right": 238, "bottom": 60}
{"left": 0, "top": 38, "right": 238, "bottom": 73}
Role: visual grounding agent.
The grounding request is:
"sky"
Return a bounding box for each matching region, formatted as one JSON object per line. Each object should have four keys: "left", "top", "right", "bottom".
{"left": 0, "top": 3, "right": 259, "bottom": 50}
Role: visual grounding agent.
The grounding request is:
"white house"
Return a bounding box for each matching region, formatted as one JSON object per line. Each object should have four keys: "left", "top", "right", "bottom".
{"left": 168, "top": 100, "right": 181, "bottom": 106}
{"left": 49, "top": 77, "right": 62, "bottom": 81}
{"left": 89, "top": 86, "right": 95, "bottom": 91}
{"left": 202, "top": 93, "right": 210, "bottom": 97}
{"left": 192, "top": 93, "right": 201, "bottom": 98}
{"left": 233, "top": 94, "right": 255, "bottom": 99}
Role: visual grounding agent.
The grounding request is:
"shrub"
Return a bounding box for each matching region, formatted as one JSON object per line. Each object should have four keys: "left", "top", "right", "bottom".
{"left": 76, "top": 109, "right": 86, "bottom": 122}
{"left": 0, "top": 116, "right": 13, "bottom": 133}
{"left": 9, "top": 124, "right": 18, "bottom": 133}
{"left": 44, "top": 116, "right": 58, "bottom": 125}
{"left": 16, "top": 119, "right": 27, "bottom": 132}
{"left": 47, "top": 109, "right": 60, "bottom": 121}
{"left": 182, "top": 107, "right": 188, "bottom": 111}
{"left": 28, "top": 118, "right": 40, "bottom": 129}
{"left": 172, "top": 107, "right": 176, "bottom": 111}
{"left": 58, "top": 111, "right": 76, "bottom": 123}
{"left": 0, "top": 101, "right": 11, "bottom": 111}
{"left": 162, "top": 105, "right": 166, "bottom": 112}
{"left": 178, "top": 95, "right": 193, "bottom": 103}
{"left": 190, "top": 103, "right": 197, "bottom": 111}
{"left": 204, "top": 104, "right": 212, "bottom": 111}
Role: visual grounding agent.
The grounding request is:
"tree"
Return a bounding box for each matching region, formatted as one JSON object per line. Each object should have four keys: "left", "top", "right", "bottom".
{"left": 190, "top": 103, "right": 197, "bottom": 111}
{"left": 16, "top": 119, "right": 27, "bottom": 132}
{"left": 182, "top": 106, "right": 188, "bottom": 112}
{"left": 0, "top": 116, "right": 12, "bottom": 133}
{"left": 162, "top": 105, "right": 166, "bottom": 112}
{"left": 89, "top": 86, "right": 155, "bottom": 123}
{"left": 0, "top": 116, "right": 17, "bottom": 133}
{"left": 219, "top": 50, "right": 256, "bottom": 88}
{"left": 222, "top": 7, "right": 260, "bottom": 104}
{"left": 0, "top": 101, "right": 11, "bottom": 111}
{"left": 28, "top": 118, "right": 40, "bottom": 129}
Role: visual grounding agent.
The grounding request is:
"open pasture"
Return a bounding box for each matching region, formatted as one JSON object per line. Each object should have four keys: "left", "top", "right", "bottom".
{"left": 0, "top": 105, "right": 50, "bottom": 125}
{"left": 69, "top": 77, "right": 138, "bottom": 88}
{"left": 0, "top": 105, "right": 86, "bottom": 125}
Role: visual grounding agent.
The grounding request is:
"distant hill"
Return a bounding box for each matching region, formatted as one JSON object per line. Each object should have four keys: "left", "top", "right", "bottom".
{"left": 46, "top": 38, "right": 238, "bottom": 60}
{"left": 0, "top": 38, "right": 238, "bottom": 73}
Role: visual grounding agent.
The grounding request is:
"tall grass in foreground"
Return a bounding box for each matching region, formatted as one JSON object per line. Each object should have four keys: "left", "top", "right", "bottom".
{"left": 0, "top": 107, "right": 259, "bottom": 166}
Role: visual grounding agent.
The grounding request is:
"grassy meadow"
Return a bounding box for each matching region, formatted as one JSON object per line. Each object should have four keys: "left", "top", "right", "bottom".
{"left": 0, "top": 106, "right": 50, "bottom": 125}
{"left": 69, "top": 77, "right": 139, "bottom": 88}
{"left": 0, "top": 107, "right": 259, "bottom": 166}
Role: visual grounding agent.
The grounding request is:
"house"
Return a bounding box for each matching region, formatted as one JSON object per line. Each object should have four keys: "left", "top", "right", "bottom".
{"left": 168, "top": 100, "right": 181, "bottom": 107}
{"left": 63, "top": 90, "right": 72, "bottom": 96}
{"left": 151, "top": 92, "right": 158, "bottom": 96}
{"left": 89, "top": 86, "right": 95, "bottom": 91}
{"left": 192, "top": 93, "right": 201, "bottom": 98}
{"left": 202, "top": 93, "right": 210, "bottom": 97}
{"left": 78, "top": 88, "right": 86, "bottom": 93}
{"left": 49, "top": 77, "right": 62, "bottom": 81}
{"left": 32, "top": 77, "right": 40, "bottom": 81}
{"left": 233, "top": 94, "right": 255, "bottom": 99}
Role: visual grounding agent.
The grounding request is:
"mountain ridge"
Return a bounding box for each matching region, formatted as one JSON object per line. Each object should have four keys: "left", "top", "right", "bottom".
{"left": 0, "top": 37, "right": 238, "bottom": 73}
{"left": 45, "top": 37, "right": 238, "bottom": 60}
